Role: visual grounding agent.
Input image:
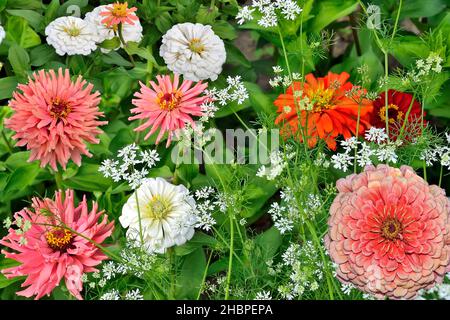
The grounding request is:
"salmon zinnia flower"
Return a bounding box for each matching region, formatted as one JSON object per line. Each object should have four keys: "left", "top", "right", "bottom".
{"left": 100, "top": 2, "right": 138, "bottom": 28}
{"left": 5, "top": 69, "right": 106, "bottom": 171}
{"left": 325, "top": 165, "right": 450, "bottom": 299}
{"left": 274, "top": 72, "right": 373, "bottom": 150}
{"left": 371, "top": 89, "right": 426, "bottom": 141}
{"left": 130, "top": 74, "right": 209, "bottom": 146}
{"left": 1, "top": 190, "right": 114, "bottom": 300}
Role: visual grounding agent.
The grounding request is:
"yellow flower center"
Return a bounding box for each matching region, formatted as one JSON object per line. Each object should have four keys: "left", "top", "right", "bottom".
{"left": 63, "top": 26, "right": 81, "bottom": 37}
{"left": 379, "top": 104, "right": 404, "bottom": 124}
{"left": 111, "top": 2, "right": 129, "bottom": 18}
{"left": 188, "top": 38, "right": 205, "bottom": 54}
{"left": 46, "top": 228, "right": 73, "bottom": 251}
{"left": 309, "top": 88, "right": 335, "bottom": 112}
{"left": 143, "top": 195, "right": 172, "bottom": 220}
{"left": 50, "top": 98, "right": 71, "bottom": 119}
{"left": 381, "top": 218, "right": 402, "bottom": 241}
{"left": 156, "top": 90, "right": 182, "bottom": 111}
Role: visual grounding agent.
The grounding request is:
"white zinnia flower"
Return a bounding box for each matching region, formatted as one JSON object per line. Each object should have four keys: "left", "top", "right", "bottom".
{"left": 120, "top": 178, "right": 197, "bottom": 253}
{"left": 160, "top": 22, "right": 226, "bottom": 81}
{"left": 45, "top": 16, "right": 98, "bottom": 56}
{"left": 84, "top": 5, "right": 143, "bottom": 52}
{"left": 0, "top": 25, "right": 5, "bottom": 45}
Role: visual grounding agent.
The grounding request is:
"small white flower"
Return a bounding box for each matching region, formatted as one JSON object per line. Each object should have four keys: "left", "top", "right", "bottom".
{"left": 376, "top": 144, "right": 398, "bottom": 163}
{"left": 236, "top": 6, "right": 255, "bottom": 25}
{"left": 254, "top": 291, "right": 272, "bottom": 300}
{"left": 120, "top": 178, "right": 197, "bottom": 253}
{"left": 125, "top": 289, "right": 144, "bottom": 300}
{"left": 365, "top": 127, "right": 388, "bottom": 144}
{"left": 84, "top": 5, "right": 143, "bottom": 52}
{"left": 272, "top": 66, "right": 283, "bottom": 73}
{"left": 0, "top": 25, "right": 5, "bottom": 45}
{"left": 45, "top": 16, "right": 98, "bottom": 56}
{"left": 160, "top": 23, "right": 226, "bottom": 81}
{"left": 340, "top": 137, "right": 359, "bottom": 152}
{"left": 331, "top": 153, "right": 353, "bottom": 172}
{"left": 100, "top": 289, "right": 120, "bottom": 300}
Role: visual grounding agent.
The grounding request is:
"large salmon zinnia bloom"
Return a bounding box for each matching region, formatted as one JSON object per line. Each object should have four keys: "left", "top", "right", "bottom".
{"left": 1, "top": 190, "right": 114, "bottom": 300}
{"left": 325, "top": 165, "right": 450, "bottom": 299}
{"left": 274, "top": 72, "right": 373, "bottom": 150}
{"left": 5, "top": 69, "right": 106, "bottom": 171}
{"left": 130, "top": 74, "right": 209, "bottom": 146}
{"left": 100, "top": 1, "right": 138, "bottom": 28}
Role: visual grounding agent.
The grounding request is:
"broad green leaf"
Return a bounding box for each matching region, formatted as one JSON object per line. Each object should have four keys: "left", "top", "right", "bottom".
{"left": 310, "top": 0, "right": 358, "bottom": 32}
{"left": 174, "top": 232, "right": 218, "bottom": 256}
{"left": 212, "top": 20, "right": 237, "bottom": 40}
{"left": 254, "top": 227, "right": 282, "bottom": 259}
{"left": 8, "top": 44, "right": 30, "bottom": 79}
{"left": 6, "top": 9, "right": 43, "bottom": 30}
{"left": 390, "top": 36, "right": 429, "bottom": 67}
{"left": 102, "top": 51, "right": 134, "bottom": 67}
{"left": 99, "top": 37, "right": 121, "bottom": 50}
{"left": 3, "top": 163, "right": 40, "bottom": 196}
{"left": 176, "top": 248, "right": 206, "bottom": 299}
{"left": 245, "top": 81, "right": 274, "bottom": 114}
{"left": 0, "top": 77, "right": 18, "bottom": 100}
{"left": 30, "top": 44, "right": 58, "bottom": 67}
{"left": 5, "top": 16, "right": 41, "bottom": 48}
{"left": 62, "top": 164, "right": 112, "bottom": 192}
{"left": 398, "top": 0, "right": 446, "bottom": 18}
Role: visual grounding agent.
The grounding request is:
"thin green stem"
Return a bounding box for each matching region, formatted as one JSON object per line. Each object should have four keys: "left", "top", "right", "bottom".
{"left": 439, "top": 164, "right": 443, "bottom": 187}
{"left": 224, "top": 210, "right": 234, "bottom": 300}
{"left": 354, "top": 101, "right": 362, "bottom": 174}
{"left": 1, "top": 130, "right": 12, "bottom": 153}
{"left": 197, "top": 250, "right": 213, "bottom": 300}
{"left": 384, "top": 52, "right": 390, "bottom": 140}
{"left": 134, "top": 191, "right": 145, "bottom": 246}
{"left": 118, "top": 23, "right": 136, "bottom": 66}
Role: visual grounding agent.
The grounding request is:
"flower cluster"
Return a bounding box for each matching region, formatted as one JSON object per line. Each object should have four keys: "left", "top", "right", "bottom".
{"left": 99, "top": 143, "right": 160, "bottom": 189}
{"left": 236, "top": 0, "right": 302, "bottom": 28}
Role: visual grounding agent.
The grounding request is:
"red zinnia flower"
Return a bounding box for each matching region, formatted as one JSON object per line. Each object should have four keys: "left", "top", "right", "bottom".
{"left": 274, "top": 72, "right": 373, "bottom": 150}
{"left": 371, "top": 89, "right": 426, "bottom": 141}
{"left": 5, "top": 69, "right": 106, "bottom": 171}
{"left": 1, "top": 190, "right": 114, "bottom": 300}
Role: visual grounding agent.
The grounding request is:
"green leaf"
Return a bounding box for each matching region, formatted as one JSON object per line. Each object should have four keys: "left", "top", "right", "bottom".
{"left": 3, "top": 163, "right": 40, "bottom": 197}
{"left": 44, "top": 0, "right": 60, "bottom": 26}
{"left": 310, "top": 0, "right": 358, "bottom": 32}
{"left": 176, "top": 248, "right": 206, "bottom": 299}
{"left": 102, "top": 51, "right": 133, "bottom": 67}
{"left": 245, "top": 82, "right": 274, "bottom": 114}
{"left": 174, "top": 232, "right": 218, "bottom": 256}
{"left": 57, "top": 0, "right": 88, "bottom": 17}
{"left": 0, "top": 273, "right": 23, "bottom": 289}
{"left": 0, "top": 77, "right": 18, "bottom": 100}
{"left": 6, "top": 0, "right": 41, "bottom": 10}
{"left": 390, "top": 36, "right": 429, "bottom": 67}
{"left": 8, "top": 44, "right": 30, "bottom": 79}
{"left": 225, "top": 43, "right": 251, "bottom": 68}
{"left": 30, "top": 44, "right": 58, "bottom": 67}
{"left": 6, "top": 9, "right": 44, "bottom": 30}
{"left": 5, "top": 151, "right": 31, "bottom": 171}
{"left": 99, "top": 37, "right": 121, "bottom": 50}
{"left": 212, "top": 20, "right": 237, "bottom": 40}
{"left": 5, "top": 16, "right": 41, "bottom": 48}
{"left": 254, "top": 227, "right": 282, "bottom": 259}
{"left": 195, "top": 4, "right": 219, "bottom": 25}
{"left": 154, "top": 12, "right": 173, "bottom": 34}
{"left": 62, "top": 164, "right": 112, "bottom": 192}
{"left": 398, "top": 0, "right": 446, "bottom": 18}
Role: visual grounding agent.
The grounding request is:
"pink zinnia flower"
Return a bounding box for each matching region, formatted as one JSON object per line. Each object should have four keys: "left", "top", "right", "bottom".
{"left": 325, "top": 165, "right": 450, "bottom": 299}
{"left": 100, "top": 2, "right": 138, "bottom": 28}
{"left": 1, "top": 190, "right": 114, "bottom": 300}
{"left": 130, "top": 74, "right": 209, "bottom": 146}
{"left": 5, "top": 69, "right": 106, "bottom": 171}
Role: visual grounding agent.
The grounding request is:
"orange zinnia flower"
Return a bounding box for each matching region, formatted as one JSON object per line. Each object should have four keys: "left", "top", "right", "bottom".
{"left": 274, "top": 72, "right": 373, "bottom": 150}
{"left": 100, "top": 2, "right": 138, "bottom": 28}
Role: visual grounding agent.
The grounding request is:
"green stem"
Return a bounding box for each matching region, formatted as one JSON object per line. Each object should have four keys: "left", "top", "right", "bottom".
{"left": 118, "top": 23, "right": 135, "bottom": 66}
{"left": 423, "top": 161, "right": 427, "bottom": 181}
{"left": 224, "top": 210, "right": 234, "bottom": 300}
{"left": 1, "top": 130, "right": 12, "bottom": 153}
{"left": 384, "top": 52, "right": 390, "bottom": 140}
{"left": 54, "top": 171, "right": 64, "bottom": 190}
{"left": 134, "top": 191, "right": 145, "bottom": 246}
{"left": 398, "top": 92, "right": 417, "bottom": 138}
{"left": 197, "top": 250, "right": 213, "bottom": 300}
{"left": 439, "top": 164, "right": 443, "bottom": 187}
{"left": 354, "top": 101, "right": 362, "bottom": 174}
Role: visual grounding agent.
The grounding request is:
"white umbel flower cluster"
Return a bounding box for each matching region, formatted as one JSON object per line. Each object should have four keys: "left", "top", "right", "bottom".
{"left": 84, "top": 5, "right": 143, "bottom": 52}
{"left": 120, "top": 178, "right": 198, "bottom": 254}
{"left": 160, "top": 22, "right": 226, "bottom": 81}
{"left": 45, "top": 16, "right": 98, "bottom": 56}
{"left": 0, "top": 25, "right": 5, "bottom": 45}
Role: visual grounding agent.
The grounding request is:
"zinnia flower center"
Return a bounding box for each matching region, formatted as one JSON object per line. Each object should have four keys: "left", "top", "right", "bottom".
{"left": 309, "top": 88, "right": 335, "bottom": 112}
{"left": 62, "top": 25, "right": 81, "bottom": 37}
{"left": 381, "top": 218, "right": 403, "bottom": 241}
{"left": 188, "top": 38, "right": 205, "bottom": 54}
{"left": 144, "top": 195, "right": 172, "bottom": 220}
{"left": 379, "top": 104, "right": 404, "bottom": 124}
{"left": 156, "top": 91, "right": 182, "bottom": 111}
{"left": 111, "top": 3, "right": 129, "bottom": 18}
{"left": 50, "top": 98, "right": 72, "bottom": 119}
{"left": 46, "top": 228, "right": 73, "bottom": 251}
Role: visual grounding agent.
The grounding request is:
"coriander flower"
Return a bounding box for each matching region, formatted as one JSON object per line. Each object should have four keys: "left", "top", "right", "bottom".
{"left": 120, "top": 178, "right": 198, "bottom": 253}
{"left": 45, "top": 16, "right": 98, "bottom": 56}
{"left": 160, "top": 22, "right": 226, "bottom": 81}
